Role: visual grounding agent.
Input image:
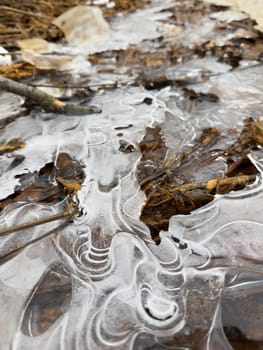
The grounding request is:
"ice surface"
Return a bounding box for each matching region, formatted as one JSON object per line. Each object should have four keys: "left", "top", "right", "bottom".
{"left": 0, "top": 2, "right": 263, "bottom": 350}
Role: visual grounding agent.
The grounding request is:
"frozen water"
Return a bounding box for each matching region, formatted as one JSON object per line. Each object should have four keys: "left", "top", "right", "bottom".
{"left": 0, "top": 2, "right": 263, "bottom": 350}
{"left": 0, "top": 63, "right": 262, "bottom": 348}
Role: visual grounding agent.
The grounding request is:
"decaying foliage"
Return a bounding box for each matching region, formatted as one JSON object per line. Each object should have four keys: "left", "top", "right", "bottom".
{"left": 0, "top": 61, "right": 34, "bottom": 80}
{"left": 90, "top": 0, "right": 263, "bottom": 90}
{"left": 0, "top": 152, "right": 85, "bottom": 241}
{"left": 0, "top": 0, "right": 85, "bottom": 47}
{"left": 137, "top": 118, "right": 263, "bottom": 243}
{"left": 0, "top": 0, "right": 151, "bottom": 48}
{"left": 1, "top": 0, "right": 263, "bottom": 246}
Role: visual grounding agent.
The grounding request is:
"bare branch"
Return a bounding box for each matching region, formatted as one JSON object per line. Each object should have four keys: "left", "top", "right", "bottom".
{"left": 0, "top": 76, "right": 101, "bottom": 115}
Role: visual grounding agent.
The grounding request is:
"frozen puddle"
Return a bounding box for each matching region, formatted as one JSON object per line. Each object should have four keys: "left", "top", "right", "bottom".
{"left": 0, "top": 63, "right": 262, "bottom": 349}
{"left": 0, "top": 3, "right": 263, "bottom": 350}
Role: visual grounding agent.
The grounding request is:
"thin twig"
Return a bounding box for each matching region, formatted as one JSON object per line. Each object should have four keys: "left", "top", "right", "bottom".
{"left": 0, "top": 191, "right": 80, "bottom": 260}
{"left": 143, "top": 174, "right": 257, "bottom": 208}
{"left": 0, "top": 76, "right": 101, "bottom": 115}
{"left": 0, "top": 209, "right": 72, "bottom": 236}
{"left": 0, "top": 221, "right": 69, "bottom": 262}
{"left": 0, "top": 51, "right": 21, "bottom": 55}
{"left": 29, "top": 81, "right": 122, "bottom": 89}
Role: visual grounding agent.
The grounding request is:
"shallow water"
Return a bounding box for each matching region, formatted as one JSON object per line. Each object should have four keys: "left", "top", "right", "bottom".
{"left": 0, "top": 1, "right": 263, "bottom": 350}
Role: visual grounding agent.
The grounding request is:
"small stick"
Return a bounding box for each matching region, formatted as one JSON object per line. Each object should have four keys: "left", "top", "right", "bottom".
{"left": 0, "top": 51, "right": 21, "bottom": 56}
{"left": 0, "top": 221, "right": 69, "bottom": 262}
{"left": 0, "top": 209, "right": 72, "bottom": 236}
{"left": 143, "top": 174, "right": 257, "bottom": 208}
{"left": 0, "top": 194, "right": 79, "bottom": 260}
{"left": 0, "top": 76, "right": 101, "bottom": 115}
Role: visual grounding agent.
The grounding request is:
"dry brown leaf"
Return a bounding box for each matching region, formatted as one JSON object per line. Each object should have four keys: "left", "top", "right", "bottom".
{"left": 17, "top": 38, "right": 51, "bottom": 53}
{"left": 21, "top": 50, "right": 73, "bottom": 71}
{"left": 53, "top": 6, "right": 109, "bottom": 45}
{"left": 17, "top": 38, "right": 73, "bottom": 71}
{"left": 137, "top": 119, "right": 263, "bottom": 243}
{"left": 0, "top": 61, "right": 34, "bottom": 80}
